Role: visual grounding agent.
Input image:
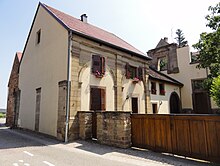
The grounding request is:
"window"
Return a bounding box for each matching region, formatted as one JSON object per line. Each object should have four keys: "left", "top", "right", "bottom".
{"left": 152, "top": 103, "right": 158, "bottom": 114}
{"left": 192, "top": 79, "right": 205, "bottom": 91}
{"left": 92, "top": 55, "right": 105, "bottom": 77}
{"left": 190, "top": 52, "right": 199, "bottom": 64}
{"left": 158, "top": 57, "right": 167, "bottom": 71}
{"left": 36, "top": 29, "right": 41, "bottom": 44}
{"left": 151, "top": 82, "right": 157, "bottom": 94}
{"left": 159, "top": 83, "right": 165, "bottom": 95}
{"left": 125, "top": 63, "right": 143, "bottom": 80}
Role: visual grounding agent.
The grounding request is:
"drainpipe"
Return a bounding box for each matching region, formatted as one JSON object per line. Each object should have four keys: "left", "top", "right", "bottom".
{"left": 65, "top": 30, "right": 72, "bottom": 143}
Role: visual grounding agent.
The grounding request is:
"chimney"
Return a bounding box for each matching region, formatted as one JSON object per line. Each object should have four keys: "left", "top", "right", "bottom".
{"left": 80, "top": 14, "right": 88, "bottom": 23}
{"left": 164, "top": 37, "right": 168, "bottom": 42}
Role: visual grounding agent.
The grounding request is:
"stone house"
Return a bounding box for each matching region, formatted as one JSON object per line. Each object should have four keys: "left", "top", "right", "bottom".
{"left": 6, "top": 52, "right": 22, "bottom": 127}
{"left": 149, "top": 67, "right": 183, "bottom": 114}
{"left": 18, "top": 3, "right": 152, "bottom": 142}
{"left": 147, "top": 38, "right": 218, "bottom": 114}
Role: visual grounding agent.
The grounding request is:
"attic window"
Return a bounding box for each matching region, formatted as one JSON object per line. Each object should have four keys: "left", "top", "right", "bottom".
{"left": 36, "top": 29, "right": 41, "bottom": 44}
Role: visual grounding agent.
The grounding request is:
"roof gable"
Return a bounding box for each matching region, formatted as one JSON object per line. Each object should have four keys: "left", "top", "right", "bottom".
{"left": 156, "top": 38, "right": 169, "bottom": 48}
{"left": 40, "top": 3, "right": 151, "bottom": 60}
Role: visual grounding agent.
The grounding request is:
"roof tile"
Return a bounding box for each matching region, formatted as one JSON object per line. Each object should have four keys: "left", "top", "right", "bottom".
{"left": 42, "top": 3, "right": 149, "bottom": 58}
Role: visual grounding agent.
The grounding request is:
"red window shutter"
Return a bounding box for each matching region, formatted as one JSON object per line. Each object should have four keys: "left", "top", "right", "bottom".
{"left": 138, "top": 67, "right": 143, "bottom": 80}
{"left": 125, "top": 63, "right": 131, "bottom": 79}
{"left": 101, "top": 57, "right": 105, "bottom": 75}
{"left": 92, "top": 55, "right": 101, "bottom": 73}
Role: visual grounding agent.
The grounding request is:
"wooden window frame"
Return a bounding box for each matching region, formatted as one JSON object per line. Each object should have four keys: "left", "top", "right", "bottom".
{"left": 159, "top": 83, "right": 165, "bottom": 95}
{"left": 92, "top": 54, "right": 105, "bottom": 78}
{"left": 151, "top": 82, "right": 157, "bottom": 95}
{"left": 125, "top": 63, "right": 143, "bottom": 81}
{"left": 90, "top": 86, "right": 106, "bottom": 111}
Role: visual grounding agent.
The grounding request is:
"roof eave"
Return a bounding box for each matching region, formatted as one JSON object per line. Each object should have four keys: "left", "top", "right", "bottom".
{"left": 149, "top": 76, "right": 183, "bottom": 87}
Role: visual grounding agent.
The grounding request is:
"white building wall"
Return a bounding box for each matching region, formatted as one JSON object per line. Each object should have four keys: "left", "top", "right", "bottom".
{"left": 18, "top": 6, "right": 68, "bottom": 137}
{"left": 149, "top": 80, "right": 180, "bottom": 114}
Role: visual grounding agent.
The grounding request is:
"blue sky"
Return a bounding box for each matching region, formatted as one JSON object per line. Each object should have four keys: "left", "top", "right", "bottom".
{"left": 0, "top": 0, "right": 219, "bottom": 108}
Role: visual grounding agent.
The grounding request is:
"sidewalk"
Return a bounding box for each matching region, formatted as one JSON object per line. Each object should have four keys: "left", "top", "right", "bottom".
{"left": 4, "top": 127, "right": 216, "bottom": 166}
{"left": 0, "top": 118, "right": 5, "bottom": 127}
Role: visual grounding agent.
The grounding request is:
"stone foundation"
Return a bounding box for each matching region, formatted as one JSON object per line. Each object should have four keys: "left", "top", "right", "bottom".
{"left": 78, "top": 111, "right": 93, "bottom": 140}
{"left": 96, "top": 111, "right": 131, "bottom": 148}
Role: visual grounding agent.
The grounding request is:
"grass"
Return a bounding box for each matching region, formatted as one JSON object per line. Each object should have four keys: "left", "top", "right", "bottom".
{"left": 0, "top": 113, "right": 6, "bottom": 118}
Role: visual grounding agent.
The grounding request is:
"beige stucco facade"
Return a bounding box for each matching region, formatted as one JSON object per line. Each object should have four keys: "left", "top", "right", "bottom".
{"left": 18, "top": 4, "right": 151, "bottom": 139}
{"left": 149, "top": 80, "right": 181, "bottom": 114}
{"left": 164, "top": 46, "right": 218, "bottom": 110}
{"left": 69, "top": 35, "right": 149, "bottom": 117}
{"left": 18, "top": 6, "right": 68, "bottom": 137}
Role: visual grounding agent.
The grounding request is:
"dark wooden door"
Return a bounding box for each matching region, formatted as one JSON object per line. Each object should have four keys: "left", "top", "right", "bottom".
{"left": 132, "top": 97, "right": 138, "bottom": 113}
{"left": 170, "top": 92, "right": 180, "bottom": 113}
{"left": 90, "top": 87, "right": 106, "bottom": 139}
{"left": 193, "top": 92, "right": 210, "bottom": 114}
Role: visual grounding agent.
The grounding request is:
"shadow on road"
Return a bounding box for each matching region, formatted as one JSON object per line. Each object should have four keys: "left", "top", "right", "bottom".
{"left": 0, "top": 126, "right": 59, "bottom": 150}
{"left": 74, "top": 140, "right": 216, "bottom": 166}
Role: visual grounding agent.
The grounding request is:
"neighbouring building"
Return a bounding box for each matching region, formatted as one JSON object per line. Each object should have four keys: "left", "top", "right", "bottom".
{"left": 149, "top": 67, "right": 183, "bottom": 114}
{"left": 148, "top": 38, "right": 218, "bottom": 114}
{"left": 6, "top": 52, "right": 22, "bottom": 127}
{"left": 18, "top": 3, "right": 152, "bottom": 141}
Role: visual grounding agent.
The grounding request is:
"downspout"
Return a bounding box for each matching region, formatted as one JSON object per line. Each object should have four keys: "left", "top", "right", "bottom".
{"left": 65, "top": 30, "right": 72, "bottom": 143}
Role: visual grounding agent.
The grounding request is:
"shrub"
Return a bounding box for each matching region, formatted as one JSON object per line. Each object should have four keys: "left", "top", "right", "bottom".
{"left": 210, "top": 75, "right": 220, "bottom": 108}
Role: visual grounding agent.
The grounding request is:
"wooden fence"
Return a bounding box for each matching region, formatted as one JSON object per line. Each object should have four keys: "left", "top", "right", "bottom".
{"left": 131, "top": 114, "right": 220, "bottom": 163}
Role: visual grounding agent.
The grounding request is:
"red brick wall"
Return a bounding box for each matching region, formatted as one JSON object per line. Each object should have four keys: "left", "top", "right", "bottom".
{"left": 6, "top": 55, "right": 20, "bottom": 127}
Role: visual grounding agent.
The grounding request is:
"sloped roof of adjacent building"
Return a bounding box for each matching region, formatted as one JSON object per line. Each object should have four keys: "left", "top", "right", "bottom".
{"left": 16, "top": 52, "right": 22, "bottom": 62}
{"left": 149, "top": 67, "right": 183, "bottom": 86}
{"left": 40, "top": 3, "right": 151, "bottom": 60}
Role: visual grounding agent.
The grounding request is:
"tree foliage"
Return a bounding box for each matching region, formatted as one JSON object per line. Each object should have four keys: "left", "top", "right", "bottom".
{"left": 210, "top": 76, "right": 220, "bottom": 107}
{"left": 175, "top": 29, "right": 188, "bottom": 47}
{"left": 193, "top": 3, "right": 220, "bottom": 107}
{"left": 193, "top": 3, "right": 220, "bottom": 91}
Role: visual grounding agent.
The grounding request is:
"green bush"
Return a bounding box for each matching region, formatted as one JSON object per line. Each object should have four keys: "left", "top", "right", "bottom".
{"left": 0, "top": 113, "right": 6, "bottom": 118}
{"left": 210, "top": 75, "right": 220, "bottom": 108}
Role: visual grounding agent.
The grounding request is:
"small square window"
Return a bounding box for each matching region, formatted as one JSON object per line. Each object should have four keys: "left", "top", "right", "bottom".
{"left": 36, "top": 29, "right": 41, "bottom": 44}
{"left": 159, "top": 83, "right": 165, "bottom": 95}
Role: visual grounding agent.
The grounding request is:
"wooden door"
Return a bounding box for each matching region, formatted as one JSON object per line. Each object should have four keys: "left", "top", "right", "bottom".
{"left": 132, "top": 97, "right": 138, "bottom": 113}
{"left": 90, "top": 87, "right": 106, "bottom": 138}
{"left": 170, "top": 92, "right": 180, "bottom": 113}
{"left": 193, "top": 92, "right": 210, "bottom": 114}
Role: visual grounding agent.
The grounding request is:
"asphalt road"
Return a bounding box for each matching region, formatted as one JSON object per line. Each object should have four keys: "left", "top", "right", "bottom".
{"left": 0, "top": 119, "right": 216, "bottom": 166}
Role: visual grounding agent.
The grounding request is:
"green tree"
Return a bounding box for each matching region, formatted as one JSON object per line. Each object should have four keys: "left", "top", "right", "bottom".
{"left": 193, "top": 2, "right": 220, "bottom": 91}
{"left": 210, "top": 76, "right": 220, "bottom": 108}
{"left": 175, "top": 29, "right": 188, "bottom": 47}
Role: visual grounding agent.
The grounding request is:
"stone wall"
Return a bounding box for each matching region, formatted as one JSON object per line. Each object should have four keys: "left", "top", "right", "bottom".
{"left": 57, "top": 80, "right": 68, "bottom": 141}
{"left": 96, "top": 111, "right": 131, "bottom": 148}
{"left": 78, "top": 111, "right": 93, "bottom": 139}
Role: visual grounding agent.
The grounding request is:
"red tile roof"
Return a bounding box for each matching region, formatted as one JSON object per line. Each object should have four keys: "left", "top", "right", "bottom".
{"left": 149, "top": 67, "right": 183, "bottom": 86}
{"left": 41, "top": 3, "right": 150, "bottom": 59}
{"left": 16, "top": 52, "right": 22, "bottom": 62}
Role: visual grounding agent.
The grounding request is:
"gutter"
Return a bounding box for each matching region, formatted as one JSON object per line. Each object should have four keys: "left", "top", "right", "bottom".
{"left": 65, "top": 30, "right": 72, "bottom": 143}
